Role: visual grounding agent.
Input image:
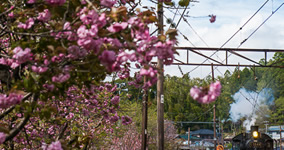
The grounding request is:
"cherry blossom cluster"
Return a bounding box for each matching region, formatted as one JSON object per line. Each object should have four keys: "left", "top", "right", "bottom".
{"left": 0, "top": 132, "right": 6, "bottom": 144}
{"left": 209, "top": 15, "right": 216, "bottom": 23}
{"left": 0, "top": 0, "right": 176, "bottom": 148}
{"left": 190, "top": 81, "right": 222, "bottom": 104}
{"left": 18, "top": 9, "right": 50, "bottom": 29}
{"left": 45, "top": 0, "right": 66, "bottom": 5}
{"left": 106, "top": 123, "right": 142, "bottom": 150}
{"left": 0, "top": 46, "right": 33, "bottom": 69}
{"left": 7, "top": 83, "right": 129, "bottom": 148}
{"left": 0, "top": 38, "right": 9, "bottom": 48}
{"left": 121, "top": 116, "right": 132, "bottom": 125}
{"left": 42, "top": 141, "right": 63, "bottom": 150}
{"left": 0, "top": 93, "right": 24, "bottom": 109}
{"left": 27, "top": 0, "right": 66, "bottom": 5}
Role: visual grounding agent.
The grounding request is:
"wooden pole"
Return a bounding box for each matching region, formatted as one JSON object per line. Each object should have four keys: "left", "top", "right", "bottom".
{"left": 141, "top": 76, "right": 148, "bottom": 150}
{"left": 212, "top": 63, "right": 217, "bottom": 150}
{"left": 157, "top": 2, "right": 164, "bottom": 149}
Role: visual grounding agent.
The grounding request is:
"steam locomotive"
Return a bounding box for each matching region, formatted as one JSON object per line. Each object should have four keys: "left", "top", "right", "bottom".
{"left": 232, "top": 126, "right": 274, "bottom": 150}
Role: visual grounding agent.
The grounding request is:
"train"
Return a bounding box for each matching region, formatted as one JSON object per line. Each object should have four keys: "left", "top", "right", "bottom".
{"left": 232, "top": 126, "right": 274, "bottom": 150}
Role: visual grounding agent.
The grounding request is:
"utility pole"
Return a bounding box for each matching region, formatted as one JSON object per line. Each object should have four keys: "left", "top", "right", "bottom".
{"left": 157, "top": 1, "right": 164, "bottom": 149}
{"left": 264, "top": 121, "right": 269, "bottom": 133}
{"left": 188, "top": 127, "right": 190, "bottom": 148}
{"left": 221, "top": 124, "right": 224, "bottom": 145}
{"left": 212, "top": 63, "right": 217, "bottom": 150}
{"left": 280, "top": 125, "right": 282, "bottom": 150}
{"left": 141, "top": 76, "right": 148, "bottom": 150}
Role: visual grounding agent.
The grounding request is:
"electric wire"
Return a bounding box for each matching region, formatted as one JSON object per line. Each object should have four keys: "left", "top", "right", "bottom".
{"left": 168, "top": 12, "right": 283, "bottom": 124}
{"left": 161, "top": 0, "right": 280, "bottom": 126}
{"left": 164, "top": 9, "right": 224, "bottom": 76}
{"left": 186, "top": 0, "right": 271, "bottom": 74}
{"left": 205, "top": 1, "right": 284, "bottom": 80}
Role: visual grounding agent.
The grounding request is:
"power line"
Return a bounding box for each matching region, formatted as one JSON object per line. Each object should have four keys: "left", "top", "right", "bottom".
{"left": 205, "top": 1, "right": 284, "bottom": 79}
{"left": 187, "top": 0, "right": 271, "bottom": 74}
{"left": 165, "top": 9, "right": 224, "bottom": 76}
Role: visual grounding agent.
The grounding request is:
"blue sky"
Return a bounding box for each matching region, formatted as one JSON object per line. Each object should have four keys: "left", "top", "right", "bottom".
{"left": 145, "top": 0, "right": 284, "bottom": 78}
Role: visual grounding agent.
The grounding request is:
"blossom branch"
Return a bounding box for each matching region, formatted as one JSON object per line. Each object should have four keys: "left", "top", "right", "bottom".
{"left": 4, "top": 93, "right": 38, "bottom": 143}
{"left": 0, "top": 93, "right": 32, "bottom": 120}
{"left": 0, "top": 5, "right": 14, "bottom": 17}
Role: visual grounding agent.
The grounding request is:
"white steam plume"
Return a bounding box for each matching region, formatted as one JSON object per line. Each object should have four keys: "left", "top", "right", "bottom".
{"left": 229, "top": 88, "right": 274, "bottom": 130}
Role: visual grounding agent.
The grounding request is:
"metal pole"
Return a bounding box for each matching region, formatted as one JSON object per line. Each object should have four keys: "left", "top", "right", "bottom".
{"left": 212, "top": 63, "right": 217, "bottom": 150}
{"left": 157, "top": 1, "right": 164, "bottom": 150}
{"left": 142, "top": 76, "right": 148, "bottom": 150}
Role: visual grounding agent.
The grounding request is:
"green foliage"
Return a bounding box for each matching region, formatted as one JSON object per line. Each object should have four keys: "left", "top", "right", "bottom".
{"left": 178, "top": 0, "right": 190, "bottom": 7}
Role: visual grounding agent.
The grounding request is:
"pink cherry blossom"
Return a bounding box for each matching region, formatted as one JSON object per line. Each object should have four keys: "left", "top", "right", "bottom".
{"left": 99, "top": 50, "right": 116, "bottom": 71}
{"left": 8, "top": 12, "right": 14, "bottom": 18}
{"left": 89, "top": 24, "right": 98, "bottom": 37}
{"left": 27, "top": 0, "right": 36, "bottom": 3}
{"left": 111, "top": 96, "right": 120, "bottom": 105}
{"left": 80, "top": 0, "right": 86, "bottom": 4}
{"left": 98, "top": 13, "right": 107, "bottom": 28}
{"left": 190, "top": 86, "right": 201, "bottom": 100}
{"left": 210, "top": 15, "right": 216, "bottom": 23}
{"left": 45, "top": 141, "right": 63, "bottom": 150}
{"left": 107, "top": 22, "right": 128, "bottom": 33}
{"left": 121, "top": 116, "right": 132, "bottom": 125}
{"left": 100, "top": 0, "right": 117, "bottom": 8}
{"left": 0, "top": 132, "right": 6, "bottom": 144}
{"left": 43, "top": 84, "right": 55, "bottom": 91}
{"left": 18, "top": 18, "right": 34, "bottom": 29}
{"left": 77, "top": 25, "right": 88, "bottom": 39}
{"left": 77, "top": 38, "right": 101, "bottom": 52}
{"left": 0, "top": 93, "right": 24, "bottom": 109}
{"left": 37, "top": 9, "right": 51, "bottom": 22}
{"left": 67, "top": 45, "right": 87, "bottom": 59}
{"left": 139, "top": 67, "right": 157, "bottom": 78}
{"left": 190, "top": 81, "right": 222, "bottom": 104}
{"left": 45, "top": 0, "right": 66, "bottom": 6}
{"left": 79, "top": 9, "right": 98, "bottom": 25}
{"left": 12, "top": 47, "right": 32, "bottom": 64}
{"left": 52, "top": 73, "right": 70, "bottom": 83}
{"left": 116, "top": 52, "right": 129, "bottom": 64}
{"left": 31, "top": 65, "right": 48, "bottom": 73}
{"left": 110, "top": 114, "right": 119, "bottom": 123}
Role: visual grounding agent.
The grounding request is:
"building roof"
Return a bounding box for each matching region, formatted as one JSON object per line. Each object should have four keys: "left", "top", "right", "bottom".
{"left": 191, "top": 129, "right": 214, "bottom": 135}
{"left": 177, "top": 134, "right": 201, "bottom": 140}
{"left": 268, "top": 126, "right": 284, "bottom": 131}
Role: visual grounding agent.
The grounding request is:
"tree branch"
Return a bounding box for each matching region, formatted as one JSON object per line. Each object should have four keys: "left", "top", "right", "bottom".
{"left": 85, "top": 0, "right": 99, "bottom": 12}
{"left": 0, "top": 5, "right": 14, "bottom": 17}
{"left": 4, "top": 93, "right": 38, "bottom": 143}
{"left": 0, "top": 93, "right": 32, "bottom": 120}
{"left": 56, "top": 122, "right": 68, "bottom": 141}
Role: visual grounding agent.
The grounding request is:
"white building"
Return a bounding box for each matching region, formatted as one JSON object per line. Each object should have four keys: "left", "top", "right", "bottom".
{"left": 267, "top": 126, "right": 284, "bottom": 140}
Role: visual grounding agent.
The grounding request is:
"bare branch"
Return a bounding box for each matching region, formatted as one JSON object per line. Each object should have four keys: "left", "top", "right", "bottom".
{"left": 85, "top": 0, "right": 99, "bottom": 12}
